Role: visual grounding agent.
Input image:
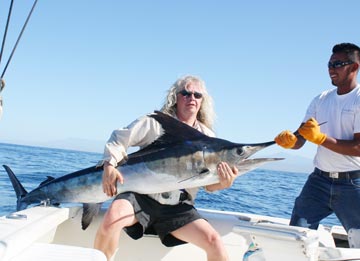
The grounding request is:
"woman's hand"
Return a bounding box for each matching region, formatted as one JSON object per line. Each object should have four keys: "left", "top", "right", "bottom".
{"left": 217, "top": 162, "right": 238, "bottom": 189}
{"left": 205, "top": 162, "right": 238, "bottom": 192}
{"left": 102, "top": 162, "right": 124, "bottom": 197}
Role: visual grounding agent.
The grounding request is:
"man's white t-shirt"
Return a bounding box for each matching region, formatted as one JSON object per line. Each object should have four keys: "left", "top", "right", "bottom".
{"left": 303, "top": 84, "right": 360, "bottom": 172}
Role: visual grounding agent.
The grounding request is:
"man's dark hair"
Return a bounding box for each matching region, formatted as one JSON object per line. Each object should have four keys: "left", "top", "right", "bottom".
{"left": 332, "top": 43, "right": 360, "bottom": 62}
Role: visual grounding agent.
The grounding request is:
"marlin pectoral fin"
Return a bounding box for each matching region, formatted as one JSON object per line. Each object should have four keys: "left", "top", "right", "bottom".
{"left": 178, "top": 168, "right": 210, "bottom": 183}
{"left": 199, "top": 168, "right": 210, "bottom": 175}
{"left": 81, "top": 203, "right": 102, "bottom": 230}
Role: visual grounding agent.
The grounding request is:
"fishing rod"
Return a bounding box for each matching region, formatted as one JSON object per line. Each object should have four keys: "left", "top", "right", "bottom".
{"left": 0, "top": 0, "right": 38, "bottom": 80}
{"left": 0, "top": 0, "right": 38, "bottom": 118}
{"left": 0, "top": 0, "right": 14, "bottom": 69}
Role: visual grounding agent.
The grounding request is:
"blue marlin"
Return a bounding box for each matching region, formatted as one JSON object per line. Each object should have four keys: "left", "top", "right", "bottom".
{"left": 3, "top": 111, "right": 282, "bottom": 229}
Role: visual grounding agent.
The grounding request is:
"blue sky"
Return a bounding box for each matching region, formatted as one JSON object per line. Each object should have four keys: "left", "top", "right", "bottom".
{"left": 0, "top": 1, "right": 359, "bottom": 164}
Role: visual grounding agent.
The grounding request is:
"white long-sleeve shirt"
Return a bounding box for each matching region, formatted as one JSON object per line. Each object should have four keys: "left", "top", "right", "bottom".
{"left": 103, "top": 113, "right": 215, "bottom": 205}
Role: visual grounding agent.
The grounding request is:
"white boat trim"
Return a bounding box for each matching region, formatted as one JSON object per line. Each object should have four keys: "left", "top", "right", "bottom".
{"left": 1, "top": 205, "right": 360, "bottom": 260}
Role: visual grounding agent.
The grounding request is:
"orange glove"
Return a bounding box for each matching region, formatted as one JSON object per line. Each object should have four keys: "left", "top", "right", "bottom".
{"left": 298, "top": 117, "right": 327, "bottom": 145}
{"left": 274, "top": 130, "right": 297, "bottom": 149}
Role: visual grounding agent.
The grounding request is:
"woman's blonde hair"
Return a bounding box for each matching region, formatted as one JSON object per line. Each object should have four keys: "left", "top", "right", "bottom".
{"left": 160, "top": 75, "right": 216, "bottom": 130}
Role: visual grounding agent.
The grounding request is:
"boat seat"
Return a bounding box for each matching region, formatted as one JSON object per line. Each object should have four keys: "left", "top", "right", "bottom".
{"left": 233, "top": 221, "right": 319, "bottom": 261}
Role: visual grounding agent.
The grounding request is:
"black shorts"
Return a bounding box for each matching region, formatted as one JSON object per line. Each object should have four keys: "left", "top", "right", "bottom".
{"left": 115, "top": 192, "right": 203, "bottom": 247}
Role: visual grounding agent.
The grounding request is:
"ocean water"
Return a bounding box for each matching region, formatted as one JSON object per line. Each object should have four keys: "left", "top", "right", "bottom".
{"left": 0, "top": 142, "right": 341, "bottom": 227}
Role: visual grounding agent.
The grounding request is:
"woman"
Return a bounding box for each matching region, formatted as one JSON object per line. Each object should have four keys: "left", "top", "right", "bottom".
{"left": 94, "top": 75, "right": 238, "bottom": 261}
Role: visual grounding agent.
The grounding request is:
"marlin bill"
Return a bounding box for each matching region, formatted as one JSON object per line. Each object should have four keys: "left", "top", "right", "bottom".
{"left": 3, "top": 111, "right": 282, "bottom": 229}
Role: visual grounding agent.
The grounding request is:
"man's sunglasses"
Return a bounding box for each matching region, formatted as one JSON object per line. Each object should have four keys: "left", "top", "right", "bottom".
{"left": 178, "top": 90, "right": 203, "bottom": 99}
{"left": 328, "top": 60, "right": 354, "bottom": 69}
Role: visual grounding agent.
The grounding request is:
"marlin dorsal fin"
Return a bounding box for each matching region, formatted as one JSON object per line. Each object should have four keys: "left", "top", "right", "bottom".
{"left": 150, "top": 110, "right": 207, "bottom": 142}
{"left": 125, "top": 111, "right": 211, "bottom": 162}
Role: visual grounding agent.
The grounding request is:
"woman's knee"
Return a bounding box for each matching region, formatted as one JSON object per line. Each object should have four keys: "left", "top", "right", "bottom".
{"left": 101, "top": 200, "right": 136, "bottom": 231}
{"left": 205, "top": 232, "right": 227, "bottom": 258}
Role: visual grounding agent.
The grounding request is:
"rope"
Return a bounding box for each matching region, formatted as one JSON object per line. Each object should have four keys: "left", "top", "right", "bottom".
{"left": 0, "top": 0, "right": 38, "bottom": 79}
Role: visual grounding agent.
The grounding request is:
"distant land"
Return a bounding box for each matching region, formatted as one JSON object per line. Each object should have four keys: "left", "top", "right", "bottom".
{"left": 2, "top": 137, "right": 105, "bottom": 154}
{"left": 262, "top": 152, "right": 313, "bottom": 174}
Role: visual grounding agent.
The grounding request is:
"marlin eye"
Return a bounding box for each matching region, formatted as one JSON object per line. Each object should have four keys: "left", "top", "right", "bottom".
{"left": 236, "top": 148, "right": 245, "bottom": 155}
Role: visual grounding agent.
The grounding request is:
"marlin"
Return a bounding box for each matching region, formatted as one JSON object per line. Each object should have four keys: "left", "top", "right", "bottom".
{"left": 3, "top": 111, "right": 282, "bottom": 229}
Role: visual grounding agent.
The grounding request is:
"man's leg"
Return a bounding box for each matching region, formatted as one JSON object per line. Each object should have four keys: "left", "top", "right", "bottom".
{"left": 333, "top": 177, "right": 360, "bottom": 248}
{"left": 290, "top": 172, "right": 333, "bottom": 229}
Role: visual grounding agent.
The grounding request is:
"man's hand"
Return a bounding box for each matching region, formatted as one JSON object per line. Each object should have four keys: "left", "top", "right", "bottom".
{"left": 274, "top": 130, "right": 297, "bottom": 149}
{"left": 102, "top": 162, "right": 124, "bottom": 197}
{"left": 298, "top": 117, "right": 327, "bottom": 145}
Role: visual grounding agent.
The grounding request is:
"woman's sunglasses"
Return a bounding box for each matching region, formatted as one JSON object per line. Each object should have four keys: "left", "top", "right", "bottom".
{"left": 178, "top": 90, "right": 203, "bottom": 99}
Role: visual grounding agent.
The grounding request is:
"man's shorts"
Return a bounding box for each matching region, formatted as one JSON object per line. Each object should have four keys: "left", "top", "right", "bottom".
{"left": 115, "top": 192, "right": 203, "bottom": 247}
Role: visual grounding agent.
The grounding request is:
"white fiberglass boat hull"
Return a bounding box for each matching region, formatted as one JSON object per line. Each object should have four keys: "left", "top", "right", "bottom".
{"left": 1, "top": 206, "right": 360, "bottom": 261}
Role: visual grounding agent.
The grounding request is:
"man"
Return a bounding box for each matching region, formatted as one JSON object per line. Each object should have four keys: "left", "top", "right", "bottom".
{"left": 94, "top": 75, "right": 238, "bottom": 260}
{"left": 274, "top": 43, "right": 360, "bottom": 247}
